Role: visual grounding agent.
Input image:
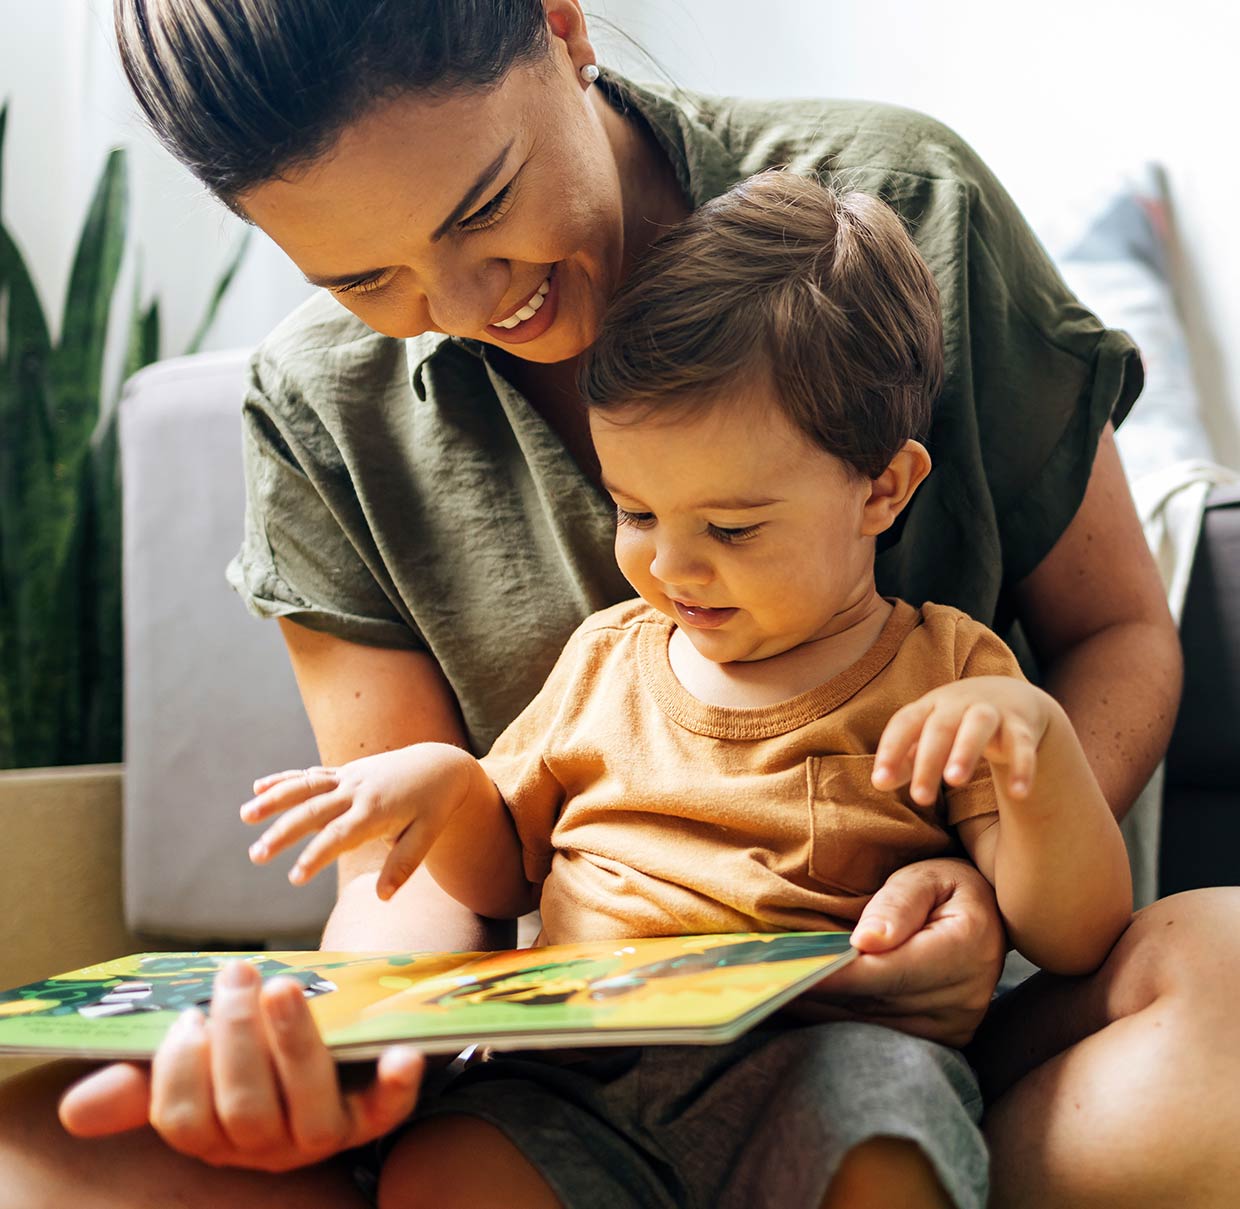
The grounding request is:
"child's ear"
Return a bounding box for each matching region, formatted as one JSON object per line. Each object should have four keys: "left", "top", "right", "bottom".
{"left": 860, "top": 440, "right": 932, "bottom": 536}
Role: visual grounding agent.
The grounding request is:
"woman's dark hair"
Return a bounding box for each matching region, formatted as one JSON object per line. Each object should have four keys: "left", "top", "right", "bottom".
{"left": 114, "top": 0, "right": 549, "bottom": 206}
{"left": 580, "top": 170, "right": 944, "bottom": 480}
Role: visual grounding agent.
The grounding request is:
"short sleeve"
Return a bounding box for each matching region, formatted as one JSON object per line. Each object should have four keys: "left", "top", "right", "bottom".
{"left": 225, "top": 354, "right": 424, "bottom": 651}
{"left": 951, "top": 142, "right": 1144, "bottom": 583}
{"left": 942, "top": 615, "right": 1029, "bottom": 827}
{"left": 479, "top": 623, "right": 596, "bottom": 888}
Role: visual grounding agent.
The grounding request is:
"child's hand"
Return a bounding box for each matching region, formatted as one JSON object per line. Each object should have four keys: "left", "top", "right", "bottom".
{"left": 241, "top": 744, "right": 474, "bottom": 898}
{"left": 872, "top": 676, "right": 1055, "bottom": 806}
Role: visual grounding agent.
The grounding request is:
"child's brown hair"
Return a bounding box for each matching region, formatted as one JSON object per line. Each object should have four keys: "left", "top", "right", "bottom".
{"left": 580, "top": 170, "right": 943, "bottom": 479}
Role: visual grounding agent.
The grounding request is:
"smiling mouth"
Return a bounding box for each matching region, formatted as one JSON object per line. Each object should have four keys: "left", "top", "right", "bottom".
{"left": 492, "top": 276, "right": 551, "bottom": 329}
{"left": 672, "top": 600, "right": 738, "bottom": 629}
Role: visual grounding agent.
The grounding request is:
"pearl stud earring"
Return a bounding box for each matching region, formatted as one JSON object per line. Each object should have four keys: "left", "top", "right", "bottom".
{"left": 580, "top": 63, "right": 600, "bottom": 84}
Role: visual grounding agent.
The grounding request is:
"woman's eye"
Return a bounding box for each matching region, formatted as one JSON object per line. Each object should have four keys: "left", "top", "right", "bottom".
{"left": 616, "top": 507, "right": 655, "bottom": 529}
{"left": 459, "top": 183, "right": 514, "bottom": 233}
{"left": 331, "top": 271, "right": 392, "bottom": 297}
{"left": 708, "top": 523, "right": 763, "bottom": 545}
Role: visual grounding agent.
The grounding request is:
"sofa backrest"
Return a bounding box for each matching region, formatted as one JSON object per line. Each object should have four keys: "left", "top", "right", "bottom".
{"left": 121, "top": 350, "right": 333, "bottom": 941}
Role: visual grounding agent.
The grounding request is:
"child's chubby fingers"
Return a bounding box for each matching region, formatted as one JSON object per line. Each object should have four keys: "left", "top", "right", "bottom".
{"left": 942, "top": 702, "right": 1001, "bottom": 787}
{"left": 375, "top": 819, "right": 440, "bottom": 900}
{"left": 287, "top": 804, "right": 391, "bottom": 885}
{"left": 872, "top": 698, "right": 934, "bottom": 790}
{"left": 907, "top": 707, "right": 966, "bottom": 806}
{"left": 992, "top": 717, "right": 1038, "bottom": 799}
{"left": 247, "top": 788, "right": 352, "bottom": 866}
{"left": 241, "top": 766, "right": 340, "bottom": 825}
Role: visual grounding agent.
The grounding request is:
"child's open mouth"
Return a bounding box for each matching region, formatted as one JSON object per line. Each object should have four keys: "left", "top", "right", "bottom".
{"left": 672, "top": 601, "right": 738, "bottom": 629}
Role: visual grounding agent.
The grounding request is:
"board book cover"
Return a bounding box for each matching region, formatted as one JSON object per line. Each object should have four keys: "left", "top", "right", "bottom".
{"left": 0, "top": 931, "right": 856, "bottom": 1060}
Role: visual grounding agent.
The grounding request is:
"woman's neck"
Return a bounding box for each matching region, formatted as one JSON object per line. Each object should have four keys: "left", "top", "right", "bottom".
{"left": 594, "top": 85, "right": 692, "bottom": 279}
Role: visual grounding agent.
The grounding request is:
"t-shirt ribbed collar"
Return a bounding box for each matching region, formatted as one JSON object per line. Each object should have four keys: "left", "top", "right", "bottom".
{"left": 638, "top": 600, "right": 921, "bottom": 740}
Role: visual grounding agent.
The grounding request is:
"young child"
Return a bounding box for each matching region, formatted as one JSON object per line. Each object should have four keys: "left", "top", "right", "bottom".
{"left": 243, "top": 172, "right": 1131, "bottom": 1209}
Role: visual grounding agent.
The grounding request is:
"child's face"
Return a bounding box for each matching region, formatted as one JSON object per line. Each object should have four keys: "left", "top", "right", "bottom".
{"left": 590, "top": 387, "right": 883, "bottom": 664}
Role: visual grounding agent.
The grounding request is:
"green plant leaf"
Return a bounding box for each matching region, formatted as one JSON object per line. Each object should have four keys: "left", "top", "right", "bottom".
{"left": 50, "top": 146, "right": 128, "bottom": 465}
{"left": 185, "top": 226, "right": 251, "bottom": 354}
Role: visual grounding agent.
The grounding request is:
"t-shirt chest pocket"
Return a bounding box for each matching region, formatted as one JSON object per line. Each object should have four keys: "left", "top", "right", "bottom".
{"left": 806, "top": 755, "right": 952, "bottom": 897}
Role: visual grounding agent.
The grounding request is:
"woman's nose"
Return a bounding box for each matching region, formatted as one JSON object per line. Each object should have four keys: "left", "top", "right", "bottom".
{"left": 423, "top": 258, "right": 509, "bottom": 336}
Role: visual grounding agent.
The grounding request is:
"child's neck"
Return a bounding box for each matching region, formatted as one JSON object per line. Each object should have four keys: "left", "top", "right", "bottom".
{"left": 667, "top": 592, "right": 894, "bottom": 709}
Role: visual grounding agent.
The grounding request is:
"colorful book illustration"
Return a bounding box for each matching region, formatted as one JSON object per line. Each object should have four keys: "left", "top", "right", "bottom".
{"left": 0, "top": 931, "right": 856, "bottom": 1060}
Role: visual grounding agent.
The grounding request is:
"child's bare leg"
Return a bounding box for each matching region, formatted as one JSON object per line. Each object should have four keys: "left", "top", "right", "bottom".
{"left": 0, "top": 1061, "right": 369, "bottom": 1209}
{"left": 820, "top": 1136, "right": 954, "bottom": 1209}
{"left": 378, "top": 1114, "right": 561, "bottom": 1209}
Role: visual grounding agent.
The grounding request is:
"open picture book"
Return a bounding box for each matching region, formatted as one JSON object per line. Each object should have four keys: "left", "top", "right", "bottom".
{"left": 0, "top": 931, "right": 855, "bottom": 1060}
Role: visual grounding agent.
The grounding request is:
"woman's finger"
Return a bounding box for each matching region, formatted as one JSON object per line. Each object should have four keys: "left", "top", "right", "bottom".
{"left": 205, "top": 962, "right": 287, "bottom": 1154}
{"left": 149, "top": 1007, "right": 227, "bottom": 1157}
{"left": 249, "top": 788, "right": 353, "bottom": 864}
{"left": 942, "top": 703, "right": 1000, "bottom": 786}
{"left": 58, "top": 1061, "right": 153, "bottom": 1138}
{"left": 344, "top": 1046, "right": 425, "bottom": 1141}
{"left": 261, "top": 977, "right": 351, "bottom": 1155}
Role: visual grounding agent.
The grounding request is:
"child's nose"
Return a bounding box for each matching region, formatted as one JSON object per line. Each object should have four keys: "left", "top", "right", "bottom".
{"left": 650, "top": 541, "right": 711, "bottom": 587}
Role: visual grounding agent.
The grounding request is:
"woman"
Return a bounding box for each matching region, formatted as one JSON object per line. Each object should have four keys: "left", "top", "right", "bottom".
{"left": 0, "top": 2, "right": 1234, "bottom": 1206}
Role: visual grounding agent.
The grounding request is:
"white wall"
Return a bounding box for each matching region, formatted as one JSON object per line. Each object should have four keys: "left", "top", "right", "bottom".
{"left": 0, "top": 0, "right": 311, "bottom": 365}
{"left": 599, "top": 0, "right": 1240, "bottom": 466}
{"left": 3, "top": 0, "right": 1237, "bottom": 462}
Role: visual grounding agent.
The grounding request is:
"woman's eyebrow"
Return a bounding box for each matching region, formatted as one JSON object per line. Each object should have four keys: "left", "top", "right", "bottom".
{"left": 430, "top": 141, "right": 515, "bottom": 242}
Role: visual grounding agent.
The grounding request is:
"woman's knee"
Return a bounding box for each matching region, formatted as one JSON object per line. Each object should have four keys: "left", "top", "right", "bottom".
{"left": 1103, "top": 887, "right": 1240, "bottom": 1019}
{"left": 377, "top": 1114, "right": 560, "bottom": 1209}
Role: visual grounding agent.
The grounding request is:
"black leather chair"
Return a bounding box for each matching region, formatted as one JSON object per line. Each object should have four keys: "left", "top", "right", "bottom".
{"left": 1160, "top": 483, "right": 1240, "bottom": 896}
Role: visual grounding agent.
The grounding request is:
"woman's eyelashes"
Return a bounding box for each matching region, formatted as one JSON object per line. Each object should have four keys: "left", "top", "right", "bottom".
{"left": 615, "top": 507, "right": 763, "bottom": 545}
{"left": 329, "top": 181, "right": 519, "bottom": 297}
{"left": 458, "top": 181, "right": 515, "bottom": 233}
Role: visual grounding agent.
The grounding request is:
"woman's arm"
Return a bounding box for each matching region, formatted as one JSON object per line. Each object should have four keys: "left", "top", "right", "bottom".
{"left": 1013, "top": 424, "right": 1183, "bottom": 819}
{"left": 276, "top": 618, "right": 516, "bottom": 951}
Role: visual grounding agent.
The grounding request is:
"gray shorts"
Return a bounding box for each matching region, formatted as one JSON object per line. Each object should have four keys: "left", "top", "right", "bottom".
{"left": 355, "top": 1020, "right": 988, "bottom": 1209}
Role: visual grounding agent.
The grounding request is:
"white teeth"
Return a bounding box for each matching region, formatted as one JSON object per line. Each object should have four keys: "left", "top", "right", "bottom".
{"left": 494, "top": 276, "right": 551, "bottom": 329}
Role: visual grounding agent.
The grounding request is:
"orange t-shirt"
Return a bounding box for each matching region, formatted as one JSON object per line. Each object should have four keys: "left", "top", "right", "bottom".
{"left": 480, "top": 598, "right": 1023, "bottom": 944}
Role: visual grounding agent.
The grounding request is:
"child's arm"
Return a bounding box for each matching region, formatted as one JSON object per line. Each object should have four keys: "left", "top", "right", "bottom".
{"left": 873, "top": 677, "right": 1132, "bottom": 975}
{"left": 241, "top": 743, "right": 539, "bottom": 918}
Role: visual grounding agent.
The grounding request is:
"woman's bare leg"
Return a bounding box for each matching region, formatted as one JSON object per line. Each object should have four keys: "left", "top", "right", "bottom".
{"left": 975, "top": 888, "right": 1240, "bottom": 1208}
{"left": 378, "top": 1115, "right": 561, "bottom": 1209}
{"left": 820, "top": 1137, "right": 954, "bottom": 1209}
{"left": 0, "top": 1062, "right": 369, "bottom": 1209}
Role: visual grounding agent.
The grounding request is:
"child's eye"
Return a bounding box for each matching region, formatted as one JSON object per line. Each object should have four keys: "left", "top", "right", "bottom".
{"left": 708, "top": 523, "right": 763, "bottom": 544}
{"left": 459, "top": 183, "right": 514, "bottom": 233}
{"left": 616, "top": 507, "right": 655, "bottom": 529}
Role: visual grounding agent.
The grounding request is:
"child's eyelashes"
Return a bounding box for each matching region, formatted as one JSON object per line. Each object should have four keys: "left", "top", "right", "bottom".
{"left": 616, "top": 507, "right": 656, "bottom": 529}
{"left": 614, "top": 507, "right": 763, "bottom": 545}
{"left": 708, "top": 523, "right": 763, "bottom": 544}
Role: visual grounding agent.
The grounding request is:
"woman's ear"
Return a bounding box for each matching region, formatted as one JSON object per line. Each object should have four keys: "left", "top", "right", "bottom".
{"left": 860, "top": 440, "right": 932, "bottom": 536}
{"left": 545, "top": 0, "right": 595, "bottom": 79}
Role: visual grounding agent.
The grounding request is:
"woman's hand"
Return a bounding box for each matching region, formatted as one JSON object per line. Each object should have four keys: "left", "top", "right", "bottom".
{"left": 57, "top": 960, "right": 424, "bottom": 1172}
{"left": 787, "top": 858, "right": 1005, "bottom": 1048}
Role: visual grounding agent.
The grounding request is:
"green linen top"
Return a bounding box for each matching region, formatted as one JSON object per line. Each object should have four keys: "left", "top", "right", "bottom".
{"left": 227, "top": 71, "right": 1142, "bottom": 755}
